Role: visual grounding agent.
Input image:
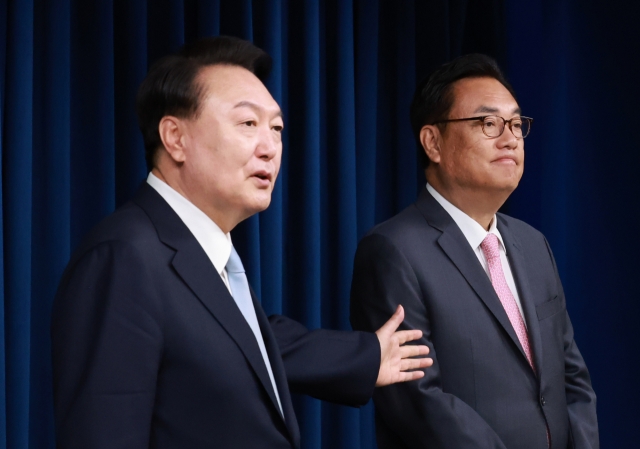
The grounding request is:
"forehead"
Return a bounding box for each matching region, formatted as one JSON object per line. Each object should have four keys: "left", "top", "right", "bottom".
{"left": 196, "top": 64, "right": 280, "bottom": 113}
{"left": 449, "top": 77, "right": 519, "bottom": 116}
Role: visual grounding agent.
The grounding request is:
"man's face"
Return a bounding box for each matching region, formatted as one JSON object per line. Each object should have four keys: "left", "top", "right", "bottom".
{"left": 435, "top": 77, "right": 524, "bottom": 197}
{"left": 178, "top": 65, "right": 283, "bottom": 229}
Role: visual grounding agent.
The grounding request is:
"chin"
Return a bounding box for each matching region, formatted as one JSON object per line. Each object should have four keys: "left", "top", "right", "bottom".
{"left": 496, "top": 171, "right": 522, "bottom": 191}
{"left": 248, "top": 195, "right": 272, "bottom": 215}
{"left": 498, "top": 180, "right": 520, "bottom": 194}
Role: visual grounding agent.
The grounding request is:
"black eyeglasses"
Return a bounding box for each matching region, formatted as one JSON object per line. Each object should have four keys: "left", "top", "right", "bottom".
{"left": 432, "top": 115, "right": 533, "bottom": 139}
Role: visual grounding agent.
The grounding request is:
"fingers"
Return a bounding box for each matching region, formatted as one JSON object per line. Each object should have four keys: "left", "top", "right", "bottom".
{"left": 398, "top": 343, "right": 430, "bottom": 358}
{"left": 400, "top": 356, "right": 433, "bottom": 371}
{"left": 398, "top": 345, "right": 433, "bottom": 371}
{"left": 397, "top": 370, "right": 426, "bottom": 383}
{"left": 376, "top": 305, "right": 404, "bottom": 336}
{"left": 393, "top": 329, "right": 423, "bottom": 345}
{"left": 375, "top": 305, "right": 434, "bottom": 387}
{"left": 388, "top": 358, "right": 433, "bottom": 385}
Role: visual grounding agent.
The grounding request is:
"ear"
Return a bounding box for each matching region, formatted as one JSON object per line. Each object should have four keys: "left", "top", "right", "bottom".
{"left": 158, "top": 116, "right": 187, "bottom": 163}
{"left": 419, "top": 125, "right": 442, "bottom": 165}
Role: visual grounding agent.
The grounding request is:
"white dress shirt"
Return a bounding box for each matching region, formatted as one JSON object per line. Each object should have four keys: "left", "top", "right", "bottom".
{"left": 427, "top": 183, "right": 527, "bottom": 326}
{"left": 147, "top": 172, "right": 233, "bottom": 292}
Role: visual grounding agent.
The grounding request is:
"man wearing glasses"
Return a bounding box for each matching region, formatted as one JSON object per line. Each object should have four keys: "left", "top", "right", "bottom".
{"left": 350, "top": 54, "right": 599, "bottom": 448}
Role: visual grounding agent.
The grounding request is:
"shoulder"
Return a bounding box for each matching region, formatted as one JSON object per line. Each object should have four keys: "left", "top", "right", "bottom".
{"left": 496, "top": 212, "right": 546, "bottom": 242}
{"left": 366, "top": 204, "right": 435, "bottom": 243}
{"left": 56, "top": 200, "right": 172, "bottom": 305}
{"left": 69, "top": 200, "right": 162, "bottom": 268}
{"left": 354, "top": 203, "right": 441, "bottom": 274}
{"left": 496, "top": 213, "right": 558, "bottom": 267}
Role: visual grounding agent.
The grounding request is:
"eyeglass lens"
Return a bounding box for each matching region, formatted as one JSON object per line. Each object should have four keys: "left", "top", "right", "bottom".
{"left": 482, "top": 116, "right": 530, "bottom": 139}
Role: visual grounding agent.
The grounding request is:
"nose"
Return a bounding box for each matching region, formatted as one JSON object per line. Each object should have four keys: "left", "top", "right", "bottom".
{"left": 497, "top": 123, "right": 519, "bottom": 150}
{"left": 255, "top": 124, "right": 280, "bottom": 160}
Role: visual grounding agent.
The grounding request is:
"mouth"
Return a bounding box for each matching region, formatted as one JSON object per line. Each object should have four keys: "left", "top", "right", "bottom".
{"left": 251, "top": 170, "right": 273, "bottom": 186}
{"left": 492, "top": 157, "right": 517, "bottom": 165}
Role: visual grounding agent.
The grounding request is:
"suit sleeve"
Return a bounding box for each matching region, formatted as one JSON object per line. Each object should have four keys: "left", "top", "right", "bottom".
{"left": 544, "top": 238, "right": 599, "bottom": 449}
{"left": 51, "top": 241, "right": 163, "bottom": 449}
{"left": 350, "top": 233, "right": 508, "bottom": 449}
{"left": 268, "top": 315, "right": 380, "bottom": 407}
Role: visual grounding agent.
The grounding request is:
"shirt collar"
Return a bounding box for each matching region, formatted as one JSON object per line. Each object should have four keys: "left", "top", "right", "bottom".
{"left": 426, "top": 183, "right": 506, "bottom": 254}
{"left": 147, "top": 172, "right": 232, "bottom": 274}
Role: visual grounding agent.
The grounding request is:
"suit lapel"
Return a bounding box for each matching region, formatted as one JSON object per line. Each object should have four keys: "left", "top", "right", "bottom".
{"left": 253, "top": 290, "right": 301, "bottom": 448}
{"left": 170, "top": 249, "right": 285, "bottom": 412}
{"left": 415, "top": 189, "right": 531, "bottom": 368}
{"left": 498, "top": 217, "right": 544, "bottom": 378}
{"left": 132, "top": 184, "right": 290, "bottom": 426}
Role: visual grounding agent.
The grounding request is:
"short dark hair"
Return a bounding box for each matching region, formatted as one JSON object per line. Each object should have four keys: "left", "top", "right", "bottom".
{"left": 136, "top": 36, "right": 272, "bottom": 170}
{"left": 410, "top": 54, "right": 516, "bottom": 168}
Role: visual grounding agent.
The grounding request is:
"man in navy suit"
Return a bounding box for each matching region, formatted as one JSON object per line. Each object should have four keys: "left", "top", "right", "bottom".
{"left": 350, "top": 54, "right": 598, "bottom": 448}
{"left": 52, "top": 36, "right": 431, "bottom": 448}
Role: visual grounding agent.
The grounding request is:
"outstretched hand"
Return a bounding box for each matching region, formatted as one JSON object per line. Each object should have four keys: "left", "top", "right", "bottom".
{"left": 375, "top": 305, "right": 433, "bottom": 386}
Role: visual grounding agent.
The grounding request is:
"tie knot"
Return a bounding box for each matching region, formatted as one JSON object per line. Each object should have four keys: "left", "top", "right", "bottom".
{"left": 226, "top": 247, "right": 245, "bottom": 273}
{"left": 480, "top": 233, "right": 501, "bottom": 260}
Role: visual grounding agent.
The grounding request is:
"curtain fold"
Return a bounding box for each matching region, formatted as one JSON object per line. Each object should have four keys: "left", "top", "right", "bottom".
{"left": 288, "top": 2, "right": 324, "bottom": 446}
{"left": 253, "top": 0, "right": 285, "bottom": 315}
{"left": 0, "top": 0, "right": 6, "bottom": 443}
{"left": 321, "top": 3, "right": 361, "bottom": 446}
{"left": 114, "top": 0, "right": 148, "bottom": 206}
{"left": 30, "top": 0, "right": 71, "bottom": 447}
{"left": 4, "top": 1, "right": 34, "bottom": 447}
{"left": 70, "top": 0, "right": 116, "bottom": 247}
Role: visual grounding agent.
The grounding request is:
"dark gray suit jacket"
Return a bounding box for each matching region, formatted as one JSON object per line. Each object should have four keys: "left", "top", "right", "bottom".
{"left": 350, "top": 188, "right": 598, "bottom": 449}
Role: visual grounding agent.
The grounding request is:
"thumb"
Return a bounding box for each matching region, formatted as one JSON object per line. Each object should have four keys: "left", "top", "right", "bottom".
{"left": 376, "top": 305, "right": 404, "bottom": 337}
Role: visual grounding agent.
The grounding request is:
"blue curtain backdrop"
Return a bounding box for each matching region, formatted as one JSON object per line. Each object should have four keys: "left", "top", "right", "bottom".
{"left": 1, "top": 0, "right": 637, "bottom": 447}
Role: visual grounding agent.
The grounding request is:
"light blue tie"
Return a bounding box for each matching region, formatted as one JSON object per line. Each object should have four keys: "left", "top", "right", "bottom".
{"left": 226, "top": 246, "right": 283, "bottom": 416}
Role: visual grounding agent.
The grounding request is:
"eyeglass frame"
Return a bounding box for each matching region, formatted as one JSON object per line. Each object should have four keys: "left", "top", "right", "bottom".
{"left": 431, "top": 115, "right": 533, "bottom": 139}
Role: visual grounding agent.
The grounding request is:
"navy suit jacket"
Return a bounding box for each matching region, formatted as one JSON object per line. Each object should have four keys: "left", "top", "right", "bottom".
{"left": 350, "top": 188, "right": 598, "bottom": 449}
{"left": 52, "top": 183, "right": 380, "bottom": 449}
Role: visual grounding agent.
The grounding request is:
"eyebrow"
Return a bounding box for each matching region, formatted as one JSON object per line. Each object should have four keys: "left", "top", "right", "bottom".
{"left": 233, "top": 100, "right": 283, "bottom": 119}
{"left": 473, "top": 105, "right": 522, "bottom": 115}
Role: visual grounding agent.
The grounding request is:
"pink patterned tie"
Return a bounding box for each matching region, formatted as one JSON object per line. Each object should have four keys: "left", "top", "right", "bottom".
{"left": 481, "top": 234, "right": 535, "bottom": 370}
